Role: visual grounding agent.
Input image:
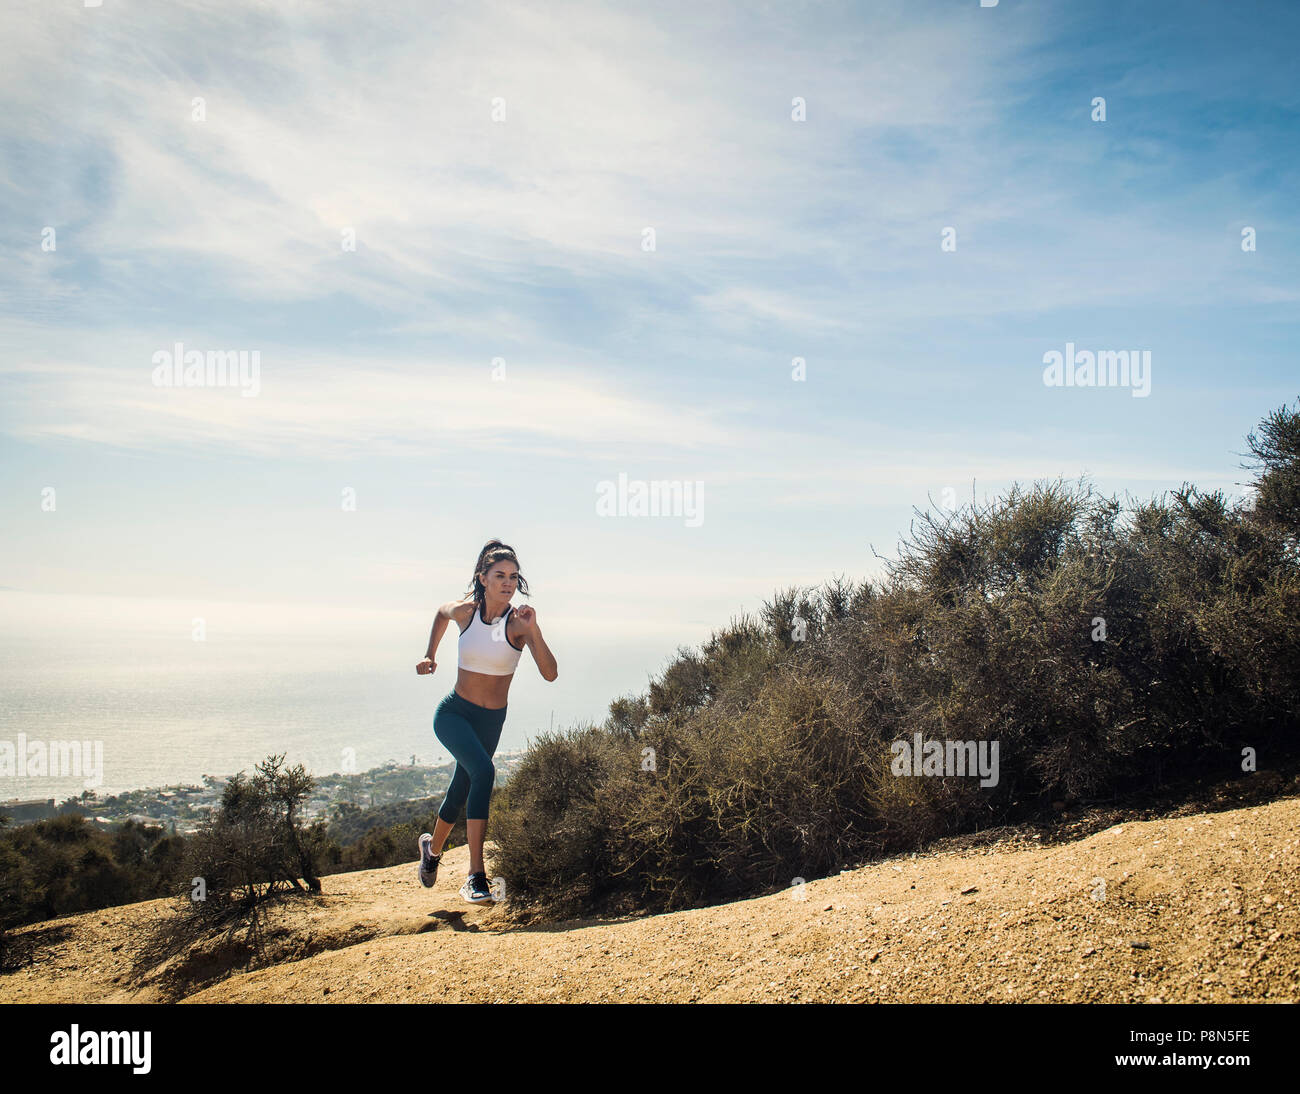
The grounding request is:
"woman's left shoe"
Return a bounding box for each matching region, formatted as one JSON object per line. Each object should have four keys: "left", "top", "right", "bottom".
{"left": 460, "top": 871, "right": 494, "bottom": 903}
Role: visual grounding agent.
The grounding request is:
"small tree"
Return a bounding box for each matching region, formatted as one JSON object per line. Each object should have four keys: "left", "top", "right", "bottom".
{"left": 134, "top": 754, "right": 326, "bottom": 982}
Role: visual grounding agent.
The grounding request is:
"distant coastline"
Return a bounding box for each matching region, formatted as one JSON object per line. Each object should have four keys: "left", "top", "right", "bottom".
{"left": 0, "top": 750, "right": 529, "bottom": 833}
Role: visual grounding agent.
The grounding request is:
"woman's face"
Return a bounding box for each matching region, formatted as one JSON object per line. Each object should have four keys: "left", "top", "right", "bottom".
{"left": 480, "top": 559, "right": 519, "bottom": 600}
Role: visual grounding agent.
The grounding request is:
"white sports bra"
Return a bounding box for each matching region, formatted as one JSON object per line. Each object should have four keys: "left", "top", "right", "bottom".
{"left": 457, "top": 601, "right": 525, "bottom": 675}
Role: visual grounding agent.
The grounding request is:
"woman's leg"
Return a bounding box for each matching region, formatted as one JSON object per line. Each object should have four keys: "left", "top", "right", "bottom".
{"left": 429, "top": 814, "right": 454, "bottom": 856}
{"left": 434, "top": 696, "right": 499, "bottom": 872}
{"left": 433, "top": 697, "right": 487, "bottom": 829}
{"left": 466, "top": 818, "right": 487, "bottom": 876}
{"left": 464, "top": 707, "right": 507, "bottom": 876}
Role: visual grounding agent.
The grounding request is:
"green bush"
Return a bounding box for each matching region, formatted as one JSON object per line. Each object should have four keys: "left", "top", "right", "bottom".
{"left": 0, "top": 814, "right": 184, "bottom": 945}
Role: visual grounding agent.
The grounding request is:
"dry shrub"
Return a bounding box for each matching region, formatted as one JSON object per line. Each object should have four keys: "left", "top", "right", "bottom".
{"left": 491, "top": 402, "right": 1300, "bottom": 923}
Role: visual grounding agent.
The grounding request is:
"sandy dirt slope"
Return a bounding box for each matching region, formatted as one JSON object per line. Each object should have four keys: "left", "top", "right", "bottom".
{"left": 2, "top": 796, "right": 1297, "bottom": 1004}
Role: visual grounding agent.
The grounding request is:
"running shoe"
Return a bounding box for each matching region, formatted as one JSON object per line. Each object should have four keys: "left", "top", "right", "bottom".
{"left": 417, "top": 832, "right": 440, "bottom": 888}
{"left": 460, "top": 871, "right": 494, "bottom": 903}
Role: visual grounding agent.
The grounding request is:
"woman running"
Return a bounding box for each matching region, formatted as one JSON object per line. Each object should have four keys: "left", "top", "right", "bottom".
{"left": 414, "top": 539, "right": 557, "bottom": 902}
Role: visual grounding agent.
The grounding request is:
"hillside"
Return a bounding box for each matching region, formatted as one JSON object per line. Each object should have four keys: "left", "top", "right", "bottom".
{"left": 2, "top": 789, "right": 1296, "bottom": 1004}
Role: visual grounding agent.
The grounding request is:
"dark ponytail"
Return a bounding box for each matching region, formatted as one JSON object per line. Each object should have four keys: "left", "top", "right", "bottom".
{"left": 466, "top": 539, "right": 529, "bottom": 607}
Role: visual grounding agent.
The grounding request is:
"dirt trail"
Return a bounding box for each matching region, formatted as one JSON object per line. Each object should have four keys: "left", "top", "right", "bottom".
{"left": 3, "top": 795, "right": 1297, "bottom": 1004}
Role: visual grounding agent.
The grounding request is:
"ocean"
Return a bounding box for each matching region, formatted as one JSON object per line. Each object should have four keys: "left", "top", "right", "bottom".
{"left": 0, "top": 628, "right": 582, "bottom": 803}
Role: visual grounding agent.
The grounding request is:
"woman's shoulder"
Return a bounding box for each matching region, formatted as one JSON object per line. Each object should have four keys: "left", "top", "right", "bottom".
{"left": 440, "top": 598, "right": 476, "bottom": 625}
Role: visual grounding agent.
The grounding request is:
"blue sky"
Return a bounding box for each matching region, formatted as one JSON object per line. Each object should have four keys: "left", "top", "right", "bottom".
{"left": 1, "top": 0, "right": 1298, "bottom": 739}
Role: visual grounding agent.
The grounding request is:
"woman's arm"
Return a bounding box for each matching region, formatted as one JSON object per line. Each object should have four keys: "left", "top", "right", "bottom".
{"left": 512, "top": 605, "right": 557, "bottom": 682}
{"left": 416, "top": 601, "right": 463, "bottom": 674}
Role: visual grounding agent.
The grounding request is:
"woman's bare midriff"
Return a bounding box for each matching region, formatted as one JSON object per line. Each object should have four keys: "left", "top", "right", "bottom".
{"left": 454, "top": 668, "right": 512, "bottom": 709}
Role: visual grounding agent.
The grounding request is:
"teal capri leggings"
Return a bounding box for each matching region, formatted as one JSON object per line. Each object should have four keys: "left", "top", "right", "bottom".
{"left": 434, "top": 689, "right": 507, "bottom": 823}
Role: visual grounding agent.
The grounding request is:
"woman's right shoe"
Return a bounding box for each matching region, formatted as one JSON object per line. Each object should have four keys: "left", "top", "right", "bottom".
{"left": 460, "top": 871, "right": 494, "bottom": 903}
{"left": 417, "top": 833, "right": 440, "bottom": 888}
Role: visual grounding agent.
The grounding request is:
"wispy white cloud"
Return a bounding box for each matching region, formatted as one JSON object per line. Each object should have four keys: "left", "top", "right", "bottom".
{"left": 0, "top": 0, "right": 1052, "bottom": 323}
{"left": 4, "top": 0, "right": 1294, "bottom": 366}
{"left": 0, "top": 339, "right": 741, "bottom": 459}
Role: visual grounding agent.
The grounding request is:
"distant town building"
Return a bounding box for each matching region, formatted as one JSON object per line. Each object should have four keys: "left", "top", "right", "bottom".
{"left": 1, "top": 798, "right": 57, "bottom": 822}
